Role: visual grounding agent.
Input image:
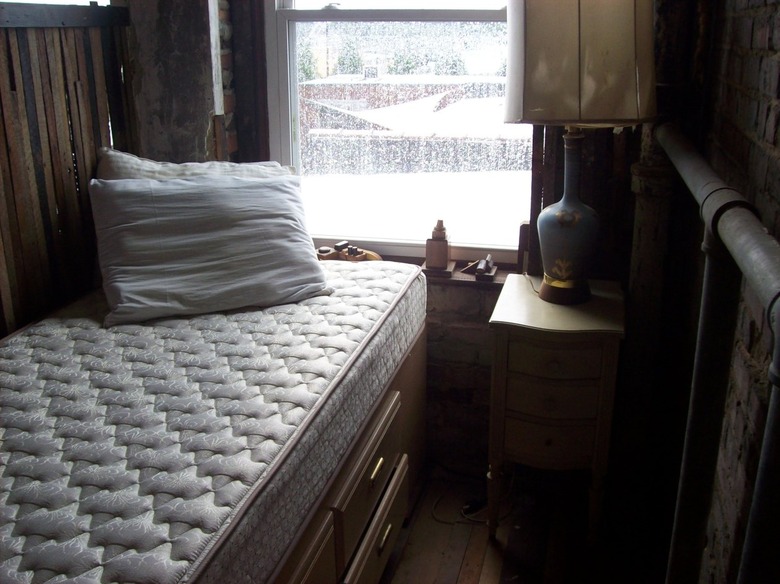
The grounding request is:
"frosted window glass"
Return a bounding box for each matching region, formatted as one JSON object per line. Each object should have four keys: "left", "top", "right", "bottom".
{"left": 293, "top": 19, "right": 532, "bottom": 248}
{"left": 292, "top": 1, "right": 507, "bottom": 9}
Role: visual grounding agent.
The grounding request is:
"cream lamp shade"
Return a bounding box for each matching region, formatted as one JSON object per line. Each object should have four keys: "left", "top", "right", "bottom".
{"left": 504, "top": 0, "right": 657, "bottom": 126}
{"left": 504, "top": 0, "right": 656, "bottom": 304}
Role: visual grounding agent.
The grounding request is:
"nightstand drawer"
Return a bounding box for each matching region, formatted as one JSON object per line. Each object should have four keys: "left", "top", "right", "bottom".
{"left": 504, "top": 416, "right": 595, "bottom": 470}
{"left": 506, "top": 374, "right": 600, "bottom": 419}
{"left": 507, "top": 340, "right": 602, "bottom": 379}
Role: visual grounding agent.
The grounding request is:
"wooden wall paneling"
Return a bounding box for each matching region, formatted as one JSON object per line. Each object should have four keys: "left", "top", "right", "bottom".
{"left": 41, "top": 27, "right": 83, "bottom": 300}
{"left": 73, "top": 26, "right": 101, "bottom": 166}
{"left": 1, "top": 28, "right": 51, "bottom": 325}
{"left": 230, "top": 1, "right": 269, "bottom": 162}
{"left": 60, "top": 28, "right": 84, "bottom": 190}
{"left": 0, "top": 217, "right": 14, "bottom": 337}
{"left": 542, "top": 126, "right": 563, "bottom": 209}
{"left": 0, "top": 82, "right": 18, "bottom": 336}
{"left": 101, "top": 25, "right": 131, "bottom": 153}
{"left": 25, "top": 28, "right": 62, "bottom": 297}
{"left": 0, "top": 4, "right": 129, "bottom": 28}
{"left": 18, "top": 28, "right": 56, "bottom": 302}
{"left": 39, "top": 27, "right": 88, "bottom": 301}
{"left": 0, "top": 30, "right": 21, "bottom": 334}
{"left": 89, "top": 27, "right": 111, "bottom": 149}
{"left": 526, "top": 124, "right": 544, "bottom": 275}
{"left": 77, "top": 25, "right": 109, "bottom": 289}
{"left": 16, "top": 28, "right": 56, "bottom": 317}
{"left": 71, "top": 27, "right": 101, "bottom": 288}
{"left": 0, "top": 5, "right": 130, "bottom": 336}
{"left": 29, "top": 29, "right": 57, "bottom": 223}
{"left": 61, "top": 26, "right": 96, "bottom": 293}
{"left": 2, "top": 30, "right": 29, "bottom": 303}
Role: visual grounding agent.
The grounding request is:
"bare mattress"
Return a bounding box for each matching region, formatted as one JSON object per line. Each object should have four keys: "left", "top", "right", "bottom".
{"left": 0, "top": 260, "right": 426, "bottom": 584}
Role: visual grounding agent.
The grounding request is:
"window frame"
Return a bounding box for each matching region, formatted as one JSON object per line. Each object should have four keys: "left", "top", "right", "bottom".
{"left": 264, "top": 3, "right": 526, "bottom": 264}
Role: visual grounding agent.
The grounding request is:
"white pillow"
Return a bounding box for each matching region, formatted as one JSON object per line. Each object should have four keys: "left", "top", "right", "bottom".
{"left": 89, "top": 175, "right": 329, "bottom": 326}
{"left": 96, "top": 147, "right": 294, "bottom": 180}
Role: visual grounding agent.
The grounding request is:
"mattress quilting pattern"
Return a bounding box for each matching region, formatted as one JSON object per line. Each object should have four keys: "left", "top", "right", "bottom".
{"left": 0, "top": 261, "right": 425, "bottom": 584}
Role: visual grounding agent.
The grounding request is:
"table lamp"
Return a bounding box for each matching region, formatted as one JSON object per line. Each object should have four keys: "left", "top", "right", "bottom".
{"left": 505, "top": 0, "right": 656, "bottom": 304}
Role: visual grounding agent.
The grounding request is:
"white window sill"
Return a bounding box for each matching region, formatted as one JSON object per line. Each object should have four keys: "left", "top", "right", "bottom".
{"left": 304, "top": 170, "right": 530, "bottom": 265}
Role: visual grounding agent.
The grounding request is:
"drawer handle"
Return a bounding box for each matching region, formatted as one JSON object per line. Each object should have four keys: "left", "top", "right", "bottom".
{"left": 378, "top": 523, "right": 393, "bottom": 555}
{"left": 369, "top": 456, "right": 385, "bottom": 487}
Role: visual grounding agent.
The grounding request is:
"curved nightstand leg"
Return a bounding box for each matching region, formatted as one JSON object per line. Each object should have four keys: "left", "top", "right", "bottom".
{"left": 588, "top": 468, "right": 606, "bottom": 544}
{"left": 487, "top": 462, "right": 501, "bottom": 538}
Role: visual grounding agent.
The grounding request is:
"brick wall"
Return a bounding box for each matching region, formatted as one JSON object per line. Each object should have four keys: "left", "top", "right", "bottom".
{"left": 701, "top": 1, "right": 780, "bottom": 581}
{"left": 425, "top": 280, "right": 501, "bottom": 476}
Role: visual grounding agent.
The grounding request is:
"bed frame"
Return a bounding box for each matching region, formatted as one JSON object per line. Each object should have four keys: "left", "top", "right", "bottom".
{"left": 274, "top": 325, "right": 426, "bottom": 583}
{"left": 0, "top": 6, "right": 427, "bottom": 582}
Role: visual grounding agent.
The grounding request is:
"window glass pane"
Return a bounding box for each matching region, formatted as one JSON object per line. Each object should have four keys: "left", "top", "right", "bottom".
{"left": 293, "top": 2, "right": 507, "bottom": 9}
{"left": 1, "top": 0, "right": 110, "bottom": 4}
{"left": 294, "top": 19, "right": 531, "bottom": 249}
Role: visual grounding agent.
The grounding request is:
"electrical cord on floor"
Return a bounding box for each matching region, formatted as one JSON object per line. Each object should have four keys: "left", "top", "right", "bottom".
{"left": 459, "top": 498, "right": 489, "bottom": 524}
{"left": 430, "top": 494, "right": 518, "bottom": 526}
{"left": 429, "top": 465, "right": 518, "bottom": 526}
{"left": 430, "top": 495, "right": 477, "bottom": 526}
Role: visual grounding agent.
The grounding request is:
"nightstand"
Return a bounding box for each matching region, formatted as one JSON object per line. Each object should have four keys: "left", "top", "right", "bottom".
{"left": 487, "top": 274, "right": 624, "bottom": 539}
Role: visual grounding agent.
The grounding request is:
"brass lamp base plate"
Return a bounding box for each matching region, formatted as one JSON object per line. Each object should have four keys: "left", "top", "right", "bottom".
{"left": 538, "top": 276, "right": 591, "bottom": 305}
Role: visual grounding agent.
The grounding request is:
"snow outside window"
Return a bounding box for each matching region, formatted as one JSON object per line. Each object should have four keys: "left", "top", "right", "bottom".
{"left": 266, "top": 3, "right": 532, "bottom": 262}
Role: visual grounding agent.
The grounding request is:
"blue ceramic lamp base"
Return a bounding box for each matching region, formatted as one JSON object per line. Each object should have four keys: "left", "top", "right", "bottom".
{"left": 536, "top": 128, "right": 598, "bottom": 305}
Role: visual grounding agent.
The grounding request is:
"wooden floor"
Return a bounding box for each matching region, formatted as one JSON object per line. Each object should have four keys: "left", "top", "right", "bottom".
{"left": 381, "top": 464, "right": 622, "bottom": 584}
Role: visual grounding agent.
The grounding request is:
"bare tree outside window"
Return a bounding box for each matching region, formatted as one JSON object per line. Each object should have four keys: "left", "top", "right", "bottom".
{"left": 293, "top": 19, "right": 532, "bottom": 249}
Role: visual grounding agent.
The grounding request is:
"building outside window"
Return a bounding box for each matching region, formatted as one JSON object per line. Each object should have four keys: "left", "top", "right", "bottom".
{"left": 266, "top": 1, "right": 532, "bottom": 262}
{"left": 0, "top": 1, "right": 110, "bottom": 4}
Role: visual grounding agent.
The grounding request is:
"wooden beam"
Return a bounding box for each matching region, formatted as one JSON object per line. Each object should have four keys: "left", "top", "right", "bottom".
{"left": 0, "top": 3, "right": 128, "bottom": 28}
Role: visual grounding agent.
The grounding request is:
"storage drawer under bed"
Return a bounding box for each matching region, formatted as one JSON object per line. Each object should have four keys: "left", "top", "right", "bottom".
{"left": 343, "top": 454, "right": 409, "bottom": 584}
{"left": 331, "top": 390, "right": 402, "bottom": 574}
{"left": 275, "top": 510, "right": 337, "bottom": 584}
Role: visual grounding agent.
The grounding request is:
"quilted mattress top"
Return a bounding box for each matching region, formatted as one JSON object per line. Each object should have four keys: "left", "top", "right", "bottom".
{"left": 0, "top": 261, "right": 424, "bottom": 584}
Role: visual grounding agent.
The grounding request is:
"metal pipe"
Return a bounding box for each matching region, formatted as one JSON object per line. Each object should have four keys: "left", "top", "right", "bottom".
{"left": 663, "top": 229, "right": 741, "bottom": 584}
{"left": 737, "top": 293, "right": 780, "bottom": 583}
{"left": 655, "top": 122, "right": 780, "bottom": 582}
{"left": 656, "top": 124, "right": 780, "bottom": 306}
{"left": 738, "top": 385, "right": 780, "bottom": 583}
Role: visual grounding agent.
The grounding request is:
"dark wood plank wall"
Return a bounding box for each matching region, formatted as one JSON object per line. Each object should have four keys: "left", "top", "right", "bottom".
{"left": 0, "top": 4, "right": 130, "bottom": 336}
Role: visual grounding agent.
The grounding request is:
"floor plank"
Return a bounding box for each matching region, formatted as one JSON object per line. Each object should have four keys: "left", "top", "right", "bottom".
{"left": 437, "top": 521, "right": 472, "bottom": 583}
{"left": 386, "top": 467, "right": 485, "bottom": 583}
{"left": 386, "top": 465, "right": 593, "bottom": 584}
{"left": 386, "top": 479, "right": 459, "bottom": 582}
{"left": 384, "top": 460, "right": 678, "bottom": 584}
{"left": 457, "top": 523, "right": 489, "bottom": 584}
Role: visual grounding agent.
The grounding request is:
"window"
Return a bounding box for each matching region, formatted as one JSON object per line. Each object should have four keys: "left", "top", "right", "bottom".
{"left": 265, "top": 2, "right": 531, "bottom": 263}
{"left": 1, "top": 0, "right": 110, "bottom": 4}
